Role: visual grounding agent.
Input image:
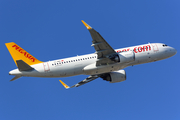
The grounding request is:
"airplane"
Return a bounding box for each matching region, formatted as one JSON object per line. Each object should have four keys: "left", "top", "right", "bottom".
{"left": 5, "top": 20, "right": 177, "bottom": 89}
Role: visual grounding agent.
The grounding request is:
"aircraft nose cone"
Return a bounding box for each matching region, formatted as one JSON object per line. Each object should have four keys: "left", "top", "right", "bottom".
{"left": 164, "top": 47, "right": 177, "bottom": 58}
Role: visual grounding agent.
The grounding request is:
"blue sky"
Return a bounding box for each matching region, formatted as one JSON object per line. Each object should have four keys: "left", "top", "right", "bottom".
{"left": 1, "top": 0, "right": 180, "bottom": 120}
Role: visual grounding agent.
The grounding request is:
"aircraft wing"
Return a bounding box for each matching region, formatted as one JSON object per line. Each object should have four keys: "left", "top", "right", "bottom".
{"left": 82, "top": 20, "right": 118, "bottom": 66}
{"left": 59, "top": 75, "right": 99, "bottom": 89}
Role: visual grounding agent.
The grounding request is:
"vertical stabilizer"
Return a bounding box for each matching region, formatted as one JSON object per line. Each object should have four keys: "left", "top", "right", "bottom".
{"left": 5, "top": 42, "right": 43, "bottom": 66}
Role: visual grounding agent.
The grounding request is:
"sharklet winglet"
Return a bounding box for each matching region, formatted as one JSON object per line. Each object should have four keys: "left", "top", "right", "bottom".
{"left": 81, "top": 20, "right": 92, "bottom": 30}
{"left": 59, "top": 80, "right": 70, "bottom": 89}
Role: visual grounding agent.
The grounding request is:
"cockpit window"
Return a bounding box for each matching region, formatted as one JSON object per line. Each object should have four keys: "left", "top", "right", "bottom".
{"left": 162, "top": 44, "right": 168, "bottom": 47}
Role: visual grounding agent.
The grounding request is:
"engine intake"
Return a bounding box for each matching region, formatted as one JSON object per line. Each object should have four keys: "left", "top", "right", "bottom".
{"left": 100, "top": 70, "right": 126, "bottom": 83}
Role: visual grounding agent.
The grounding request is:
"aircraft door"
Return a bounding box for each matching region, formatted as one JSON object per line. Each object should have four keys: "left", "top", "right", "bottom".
{"left": 43, "top": 62, "right": 50, "bottom": 72}
{"left": 152, "top": 44, "right": 159, "bottom": 52}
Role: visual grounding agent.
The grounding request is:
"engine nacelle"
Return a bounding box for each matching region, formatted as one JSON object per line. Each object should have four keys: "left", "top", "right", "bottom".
{"left": 109, "top": 51, "right": 135, "bottom": 63}
{"left": 100, "top": 70, "right": 126, "bottom": 83}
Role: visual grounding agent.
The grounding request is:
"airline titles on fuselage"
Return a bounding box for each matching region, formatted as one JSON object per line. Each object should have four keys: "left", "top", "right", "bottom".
{"left": 116, "top": 45, "right": 151, "bottom": 53}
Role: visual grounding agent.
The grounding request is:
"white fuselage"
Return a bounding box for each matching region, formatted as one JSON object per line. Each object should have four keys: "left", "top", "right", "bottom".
{"left": 9, "top": 43, "right": 177, "bottom": 78}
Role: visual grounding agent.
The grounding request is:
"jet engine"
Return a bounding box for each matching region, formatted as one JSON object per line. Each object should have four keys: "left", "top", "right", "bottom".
{"left": 109, "top": 51, "right": 135, "bottom": 63}
{"left": 100, "top": 70, "right": 126, "bottom": 83}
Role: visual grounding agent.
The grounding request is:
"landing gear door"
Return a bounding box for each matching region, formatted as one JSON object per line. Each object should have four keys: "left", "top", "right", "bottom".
{"left": 152, "top": 44, "right": 159, "bottom": 52}
{"left": 43, "top": 62, "right": 50, "bottom": 72}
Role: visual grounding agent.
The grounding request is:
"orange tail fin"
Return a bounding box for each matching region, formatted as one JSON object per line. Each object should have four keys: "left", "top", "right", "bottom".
{"left": 5, "top": 42, "right": 43, "bottom": 66}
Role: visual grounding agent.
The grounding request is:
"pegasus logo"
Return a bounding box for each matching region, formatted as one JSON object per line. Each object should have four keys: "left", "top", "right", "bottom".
{"left": 12, "top": 44, "right": 36, "bottom": 62}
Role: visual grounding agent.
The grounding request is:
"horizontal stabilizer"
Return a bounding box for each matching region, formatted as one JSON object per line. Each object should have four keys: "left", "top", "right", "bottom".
{"left": 16, "top": 60, "right": 34, "bottom": 71}
{"left": 10, "top": 76, "right": 21, "bottom": 81}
